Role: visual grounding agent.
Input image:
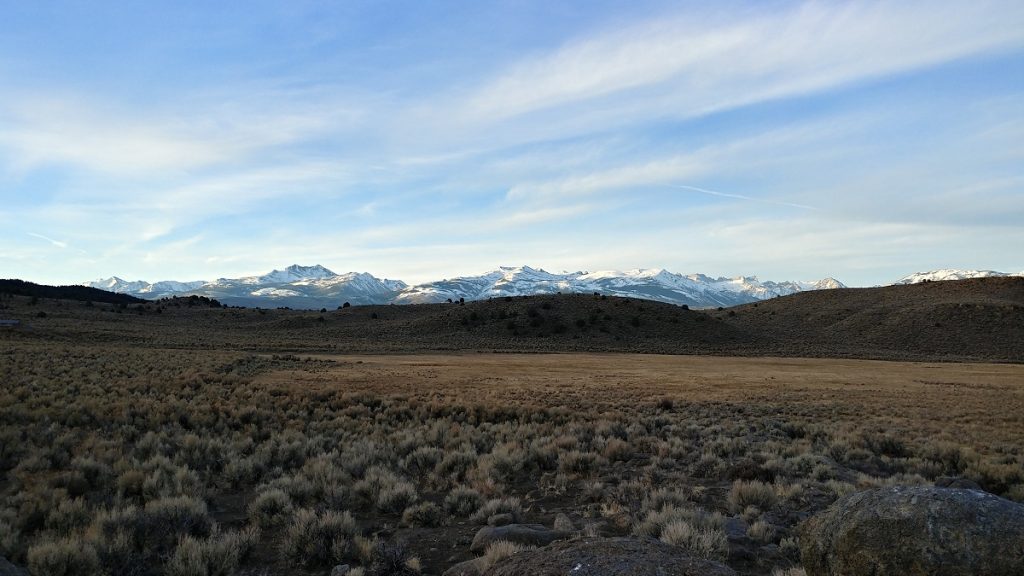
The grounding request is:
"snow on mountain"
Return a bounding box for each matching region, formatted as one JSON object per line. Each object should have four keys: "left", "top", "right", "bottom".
{"left": 83, "top": 265, "right": 1023, "bottom": 309}
{"left": 252, "top": 264, "right": 339, "bottom": 284}
{"left": 84, "top": 265, "right": 408, "bottom": 309}
{"left": 137, "top": 280, "right": 208, "bottom": 295}
{"left": 250, "top": 287, "right": 303, "bottom": 298}
{"left": 85, "top": 277, "right": 151, "bottom": 294}
{"left": 896, "top": 269, "right": 1022, "bottom": 284}
{"left": 392, "top": 266, "right": 845, "bottom": 308}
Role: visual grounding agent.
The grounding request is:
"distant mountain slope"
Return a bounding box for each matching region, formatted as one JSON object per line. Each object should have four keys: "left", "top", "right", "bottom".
{"left": 392, "top": 265, "right": 844, "bottom": 308}
{"left": 84, "top": 264, "right": 844, "bottom": 310}
{"left": 13, "top": 277, "right": 1024, "bottom": 362}
{"left": 716, "top": 276, "right": 1024, "bottom": 361}
{"left": 86, "top": 265, "right": 409, "bottom": 309}
{"left": 0, "top": 279, "right": 146, "bottom": 305}
{"left": 897, "top": 269, "right": 1024, "bottom": 284}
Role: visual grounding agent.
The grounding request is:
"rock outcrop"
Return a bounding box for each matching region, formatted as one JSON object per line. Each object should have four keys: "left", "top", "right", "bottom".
{"left": 0, "top": 557, "right": 27, "bottom": 576}
{"left": 469, "top": 524, "right": 572, "bottom": 553}
{"left": 481, "top": 537, "right": 737, "bottom": 576}
{"left": 799, "top": 486, "right": 1024, "bottom": 575}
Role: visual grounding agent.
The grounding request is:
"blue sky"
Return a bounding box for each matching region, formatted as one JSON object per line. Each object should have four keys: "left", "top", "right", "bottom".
{"left": 1, "top": 0, "right": 1022, "bottom": 286}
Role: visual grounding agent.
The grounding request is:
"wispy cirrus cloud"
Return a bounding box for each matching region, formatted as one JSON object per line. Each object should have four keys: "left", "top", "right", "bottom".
{"left": 0, "top": 1, "right": 1021, "bottom": 286}
{"left": 465, "top": 1, "right": 1024, "bottom": 126}
{"left": 0, "top": 90, "right": 356, "bottom": 176}
{"left": 27, "top": 232, "right": 67, "bottom": 249}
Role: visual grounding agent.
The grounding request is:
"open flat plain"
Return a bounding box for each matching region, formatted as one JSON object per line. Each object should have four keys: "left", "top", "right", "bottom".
{"left": 1, "top": 286, "right": 1023, "bottom": 575}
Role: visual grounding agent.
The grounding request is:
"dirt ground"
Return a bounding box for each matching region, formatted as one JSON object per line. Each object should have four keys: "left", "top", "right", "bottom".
{"left": 265, "top": 352, "right": 1024, "bottom": 439}
{"left": 4, "top": 341, "right": 1023, "bottom": 576}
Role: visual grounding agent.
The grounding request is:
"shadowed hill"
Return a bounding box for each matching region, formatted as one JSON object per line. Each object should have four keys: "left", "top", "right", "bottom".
{"left": 0, "top": 279, "right": 146, "bottom": 305}
{"left": 713, "top": 277, "right": 1024, "bottom": 361}
{"left": 1, "top": 278, "right": 1021, "bottom": 362}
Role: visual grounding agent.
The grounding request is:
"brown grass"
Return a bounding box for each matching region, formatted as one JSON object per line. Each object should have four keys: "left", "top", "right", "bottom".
{"left": 0, "top": 299, "right": 1022, "bottom": 575}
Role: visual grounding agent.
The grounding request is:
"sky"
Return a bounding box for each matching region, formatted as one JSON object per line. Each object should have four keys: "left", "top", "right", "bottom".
{"left": 1, "top": 0, "right": 1023, "bottom": 287}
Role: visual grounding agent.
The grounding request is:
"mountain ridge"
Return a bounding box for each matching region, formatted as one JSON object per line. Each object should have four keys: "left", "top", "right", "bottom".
{"left": 83, "top": 265, "right": 1022, "bottom": 310}
{"left": 85, "top": 264, "right": 845, "bottom": 310}
{"left": 897, "top": 269, "right": 1024, "bottom": 284}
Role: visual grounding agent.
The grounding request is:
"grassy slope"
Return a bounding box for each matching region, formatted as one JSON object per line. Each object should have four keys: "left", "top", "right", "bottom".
{"left": 1, "top": 277, "right": 1021, "bottom": 362}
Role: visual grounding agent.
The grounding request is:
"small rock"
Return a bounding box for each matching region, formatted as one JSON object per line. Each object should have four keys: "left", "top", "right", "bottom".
{"left": 488, "top": 513, "right": 516, "bottom": 527}
{"left": 470, "top": 523, "right": 572, "bottom": 553}
{"left": 552, "top": 513, "right": 575, "bottom": 532}
{"left": 481, "top": 537, "right": 736, "bottom": 575}
{"left": 800, "top": 486, "right": 1024, "bottom": 576}
{"left": 723, "top": 517, "right": 748, "bottom": 540}
{"left": 330, "top": 564, "right": 351, "bottom": 576}
{"left": 934, "top": 476, "right": 982, "bottom": 490}
{"left": 0, "top": 558, "right": 27, "bottom": 576}
{"left": 443, "top": 558, "right": 483, "bottom": 576}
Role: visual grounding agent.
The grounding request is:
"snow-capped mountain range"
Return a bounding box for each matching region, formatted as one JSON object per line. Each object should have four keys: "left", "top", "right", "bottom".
{"left": 896, "top": 269, "right": 1024, "bottom": 284}
{"left": 88, "top": 265, "right": 407, "bottom": 309}
{"left": 85, "top": 265, "right": 1020, "bottom": 310}
{"left": 85, "top": 264, "right": 844, "bottom": 310}
{"left": 391, "top": 266, "right": 844, "bottom": 307}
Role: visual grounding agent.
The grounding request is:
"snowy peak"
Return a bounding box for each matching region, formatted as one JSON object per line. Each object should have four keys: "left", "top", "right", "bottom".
{"left": 392, "top": 267, "right": 845, "bottom": 308}
{"left": 245, "top": 264, "right": 338, "bottom": 284}
{"left": 86, "top": 276, "right": 192, "bottom": 295}
{"left": 83, "top": 264, "right": 407, "bottom": 309}
{"left": 809, "top": 277, "right": 845, "bottom": 290}
{"left": 896, "top": 269, "right": 1022, "bottom": 284}
{"left": 81, "top": 264, "right": 1020, "bottom": 310}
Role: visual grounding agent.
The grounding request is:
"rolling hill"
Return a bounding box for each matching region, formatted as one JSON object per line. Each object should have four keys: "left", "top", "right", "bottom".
{"left": 7, "top": 277, "right": 1023, "bottom": 362}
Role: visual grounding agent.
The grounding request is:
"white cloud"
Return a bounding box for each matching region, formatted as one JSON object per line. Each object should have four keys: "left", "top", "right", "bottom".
{"left": 466, "top": 1, "right": 1024, "bottom": 124}
{"left": 0, "top": 90, "right": 349, "bottom": 176}
{"left": 27, "top": 232, "right": 67, "bottom": 249}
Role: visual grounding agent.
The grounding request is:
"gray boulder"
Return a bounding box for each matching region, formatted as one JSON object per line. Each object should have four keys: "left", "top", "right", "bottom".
{"left": 934, "top": 476, "right": 982, "bottom": 490}
{"left": 443, "top": 558, "right": 484, "bottom": 576}
{"left": 800, "top": 486, "right": 1024, "bottom": 575}
{"left": 552, "top": 513, "right": 575, "bottom": 532}
{"left": 0, "top": 557, "right": 27, "bottom": 576}
{"left": 487, "top": 513, "right": 516, "bottom": 527}
{"left": 481, "top": 537, "right": 736, "bottom": 576}
{"left": 470, "top": 523, "right": 572, "bottom": 553}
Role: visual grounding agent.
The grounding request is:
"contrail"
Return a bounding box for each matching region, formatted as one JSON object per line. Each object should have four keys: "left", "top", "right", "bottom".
{"left": 669, "top": 184, "right": 817, "bottom": 210}
{"left": 28, "top": 232, "right": 68, "bottom": 248}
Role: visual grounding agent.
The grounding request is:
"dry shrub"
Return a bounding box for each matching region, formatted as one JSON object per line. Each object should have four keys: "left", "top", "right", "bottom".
{"left": 1007, "top": 484, "right": 1024, "bottom": 503}
{"left": 779, "top": 536, "right": 800, "bottom": 558}
{"left": 164, "top": 527, "right": 259, "bottom": 576}
{"left": 602, "top": 438, "right": 633, "bottom": 462}
{"left": 354, "top": 534, "right": 379, "bottom": 564}
{"left": 728, "top": 480, "right": 776, "bottom": 513}
{"left": 692, "top": 453, "right": 726, "bottom": 478}
{"left": 247, "top": 489, "right": 293, "bottom": 528}
{"left": 643, "top": 487, "right": 691, "bottom": 513}
{"left": 140, "top": 496, "right": 214, "bottom": 553}
{"left": 27, "top": 536, "right": 102, "bottom": 576}
{"left": 354, "top": 466, "right": 418, "bottom": 513}
{"left": 45, "top": 498, "right": 90, "bottom": 534}
{"left": 470, "top": 497, "right": 522, "bottom": 525}
{"left": 401, "top": 501, "right": 443, "bottom": 527}
{"left": 747, "top": 519, "right": 775, "bottom": 543}
{"left": 369, "top": 539, "right": 421, "bottom": 575}
{"left": 633, "top": 505, "right": 725, "bottom": 547}
{"left": 403, "top": 446, "right": 444, "bottom": 476}
{"left": 658, "top": 519, "right": 728, "bottom": 561}
{"left": 558, "top": 450, "right": 605, "bottom": 475}
{"left": 377, "top": 481, "right": 418, "bottom": 514}
{"left": 444, "top": 486, "right": 483, "bottom": 517}
{"left": 434, "top": 449, "right": 477, "bottom": 480}
{"left": 282, "top": 508, "right": 357, "bottom": 567}
{"left": 478, "top": 541, "right": 536, "bottom": 572}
